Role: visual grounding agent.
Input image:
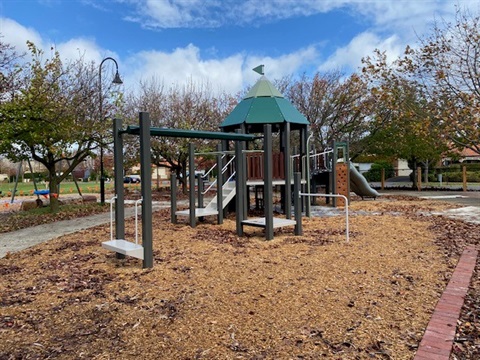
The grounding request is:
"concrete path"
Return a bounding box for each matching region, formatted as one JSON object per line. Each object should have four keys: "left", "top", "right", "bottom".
{"left": 0, "top": 191, "right": 478, "bottom": 259}
{"left": 379, "top": 190, "right": 480, "bottom": 224}
{"left": 0, "top": 200, "right": 174, "bottom": 259}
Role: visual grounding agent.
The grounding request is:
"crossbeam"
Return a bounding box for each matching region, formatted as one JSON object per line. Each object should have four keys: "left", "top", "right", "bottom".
{"left": 122, "top": 126, "right": 256, "bottom": 141}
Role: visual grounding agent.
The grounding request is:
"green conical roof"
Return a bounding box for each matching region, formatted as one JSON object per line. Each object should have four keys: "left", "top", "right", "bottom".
{"left": 220, "top": 75, "right": 308, "bottom": 132}
{"left": 244, "top": 76, "right": 284, "bottom": 98}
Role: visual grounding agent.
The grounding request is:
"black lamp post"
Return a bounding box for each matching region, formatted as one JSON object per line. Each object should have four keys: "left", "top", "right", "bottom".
{"left": 99, "top": 57, "right": 123, "bottom": 204}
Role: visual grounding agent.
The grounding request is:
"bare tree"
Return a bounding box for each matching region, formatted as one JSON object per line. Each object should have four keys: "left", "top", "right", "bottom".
{"left": 125, "top": 78, "right": 236, "bottom": 192}
{"left": 0, "top": 35, "right": 25, "bottom": 101}
{"left": 409, "top": 8, "right": 480, "bottom": 154}
{"left": 283, "top": 71, "right": 373, "bottom": 154}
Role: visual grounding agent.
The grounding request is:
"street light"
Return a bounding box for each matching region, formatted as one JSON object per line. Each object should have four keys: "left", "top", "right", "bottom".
{"left": 99, "top": 57, "right": 123, "bottom": 204}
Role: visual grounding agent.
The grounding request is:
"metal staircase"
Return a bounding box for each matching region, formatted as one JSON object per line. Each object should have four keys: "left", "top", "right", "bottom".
{"left": 175, "top": 178, "right": 236, "bottom": 218}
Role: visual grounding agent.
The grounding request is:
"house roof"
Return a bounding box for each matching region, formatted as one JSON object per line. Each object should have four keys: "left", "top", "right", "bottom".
{"left": 220, "top": 75, "right": 309, "bottom": 132}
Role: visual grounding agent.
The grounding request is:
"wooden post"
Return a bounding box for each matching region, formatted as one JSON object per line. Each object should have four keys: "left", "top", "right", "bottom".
{"left": 463, "top": 165, "right": 467, "bottom": 192}
{"left": 381, "top": 168, "right": 385, "bottom": 190}
{"left": 417, "top": 166, "right": 422, "bottom": 191}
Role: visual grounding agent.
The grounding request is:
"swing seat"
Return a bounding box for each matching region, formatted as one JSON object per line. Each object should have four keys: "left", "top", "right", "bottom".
{"left": 34, "top": 189, "right": 49, "bottom": 196}
{"left": 102, "top": 239, "right": 144, "bottom": 260}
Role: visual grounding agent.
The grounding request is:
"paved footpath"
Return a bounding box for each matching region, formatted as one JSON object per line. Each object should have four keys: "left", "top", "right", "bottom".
{"left": 0, "top": 200, "right": 175, "bottom": 259}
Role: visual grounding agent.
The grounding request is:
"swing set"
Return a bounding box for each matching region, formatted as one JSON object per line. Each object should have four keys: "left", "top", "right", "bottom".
{"left": 9, "top": 158, "right": 83, "bottom": 204}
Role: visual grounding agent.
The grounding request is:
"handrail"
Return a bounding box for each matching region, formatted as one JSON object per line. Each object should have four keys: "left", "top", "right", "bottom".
{"left": 135, "top": 198, "right": 143, "bottom": 245}
{"left": 202, "top": 162, "right": 218, "bottom": 179}
{"left": 202, "top": 169, "right": 236, "bottom": 195}
{"left": 222, "top": 155, "right": 235, "bottom": 174}
{"left": 202, "top": 156, "right": 235, "bottom": 195}
{"left": 203, "top": 179, "right": 217, "bottom": 194}
{"left": 194, "top": 150, "right": 235, "bottom": 156}
{"left": 299, "top": 193, "right": 349, "bottom": 243}
{"left": 242, "top": 149, "right": 264, "bottom": 153}
{"left": 110, "top": 195, "right": 142, "bottom": 245}
{"left": 310, "top": 148, "right": 334, "bottom": 157}
{"left": 110, "top": 195, "right": 117, "bottom": 241}
{"left": 226, "top": 171, "right": 236, "bottom": 183}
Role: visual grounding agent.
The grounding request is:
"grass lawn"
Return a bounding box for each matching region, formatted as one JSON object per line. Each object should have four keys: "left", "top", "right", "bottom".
{"left": 0, "top": 181, "right": 141, "bottom": 198}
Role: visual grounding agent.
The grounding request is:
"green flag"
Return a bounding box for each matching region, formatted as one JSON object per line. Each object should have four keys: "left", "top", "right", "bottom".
{"left": 252, "top": 64, "right": 264, "bottom": 75}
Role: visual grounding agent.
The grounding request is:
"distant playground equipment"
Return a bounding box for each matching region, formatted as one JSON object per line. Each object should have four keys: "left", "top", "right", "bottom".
{"left": 102, "top": 68, "right": 379, "bottom": 268}
{"left": 9, "top": 158, "right": 83, "bottom": 205}
{"left": 10, "top": 159, "right": 56, "bottom": 204}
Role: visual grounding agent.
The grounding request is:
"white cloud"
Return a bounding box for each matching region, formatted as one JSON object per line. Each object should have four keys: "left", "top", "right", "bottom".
{"left": 126, "top": 44, "right": 244, "bottom": 94}
{"left": 125, "top": 0, "right": 348, "bottom": 28}
{"left": 0, "top": 17, "right": 121, "bottom": 69}
{"left": 4, "top": 0, "right": 477, "bottom": 97}
{"left": 318, "top": 32, "right": 403, "bottom": 73}
{"left": 123, "top": 0, "right": 472, "bottom": 31}
{"left": 1, "top": 16, "right": 319, "bottom": 95}
{"left": 55, "top": 38, "right": 103, "bottom": 64}
{"left": 313, "top": 1, "right": 477, "bottom": 74}
{"left": 0, "top": 17, "right": 44, "bottom": 54}
{"left": 124, "top": 44, "right": 318, "bottom": 95}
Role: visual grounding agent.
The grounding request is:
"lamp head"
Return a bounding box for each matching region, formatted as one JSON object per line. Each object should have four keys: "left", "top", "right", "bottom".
{"left": 112, "top": 71, "right": 123, "bottom": 85}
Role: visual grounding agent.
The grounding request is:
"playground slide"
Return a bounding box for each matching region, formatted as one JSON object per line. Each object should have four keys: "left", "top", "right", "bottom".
{"left": 349, "top": 163, "right": 380, "bottom": 199}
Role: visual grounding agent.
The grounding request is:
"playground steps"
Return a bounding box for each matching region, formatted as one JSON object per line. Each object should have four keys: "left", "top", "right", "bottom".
{"left": 102, "top": 239, "right": 144, "bottom": 260}
{"left": 176, "top": 181, "right": 236, "bottom": 218}
{"left": 241, "top": 217, "right": 296, "bottom": 230}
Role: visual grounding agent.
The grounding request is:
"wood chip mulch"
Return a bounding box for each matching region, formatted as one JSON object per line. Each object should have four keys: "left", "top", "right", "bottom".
{"left": 0, "top": 195, "right": 479, "bottom": 359}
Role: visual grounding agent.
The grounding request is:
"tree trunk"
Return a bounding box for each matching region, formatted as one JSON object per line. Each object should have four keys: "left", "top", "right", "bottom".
{"left": 47, "top": 167, "right": 60, "bottom": 213}
{"left": 411, "top": 158, "right": 417, "bottom": 190}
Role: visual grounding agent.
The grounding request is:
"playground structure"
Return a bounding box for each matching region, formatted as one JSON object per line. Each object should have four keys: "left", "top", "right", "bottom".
{"left": 101, "top": 113, "right": 256, "bottom": 268}
{"left": 102, "top": 71, "right": 379, "bottom": 268}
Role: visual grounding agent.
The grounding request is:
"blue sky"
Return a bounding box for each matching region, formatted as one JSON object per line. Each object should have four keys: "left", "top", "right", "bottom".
{"left": 0, "top": 0, "right": 477, "bottom": 95}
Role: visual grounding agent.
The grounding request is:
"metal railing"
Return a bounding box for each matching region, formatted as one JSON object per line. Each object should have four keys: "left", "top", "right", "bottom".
{"left": 202, "top": 155, "right": 236, "bottom": 195}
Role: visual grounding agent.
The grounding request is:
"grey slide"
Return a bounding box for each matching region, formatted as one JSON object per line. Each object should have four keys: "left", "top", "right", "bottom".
{"left": 349, "top": 163, "right": 380, "bottom": 198}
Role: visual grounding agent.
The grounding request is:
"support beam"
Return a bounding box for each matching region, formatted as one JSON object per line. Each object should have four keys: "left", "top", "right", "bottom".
{"left": 331, "top": 141, "right": 338, "bottom": 208}
{"left": 264, "top": 124, "right": 274, "bottom": 240}
{"left": 235, "top": 132, "right": 244, "bottom": 236}
{"left": 240, "top": 124, "right": 248, "bottom": 219}
{"left": 284, "top": 122, "right": 291, "bottom": 219}
{"left": 189, "top": 143, "right": 196, "bottom": 228}
{"left": 139, "top": 112, "right": 153, "bottom": 268}
{"left": 113, "top": 118, "right": 125, "bottom": 259}
{"left": 198, "top": 173, "right": 204, "bottom": 209}
{"left": 294, "top": 172, "right": 302, "bottom": 235}
{"left": 170, "top": 174, "right": 177, "bottom": 224}
{"left": 216, "top": 144, "right": 224, "bottom": 225}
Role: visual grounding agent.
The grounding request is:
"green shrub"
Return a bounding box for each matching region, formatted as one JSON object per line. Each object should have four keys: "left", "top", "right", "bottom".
{"left": 363, "top": 161, "right": 395, "bottom": 182}
{"left": 441, "top": 171, "right": 480, "bottom": 182}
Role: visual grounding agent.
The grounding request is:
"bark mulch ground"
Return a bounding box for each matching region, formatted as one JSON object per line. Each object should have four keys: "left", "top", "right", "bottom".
{"left": 0, "top": 195, "right": 478, "bottom": 359}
